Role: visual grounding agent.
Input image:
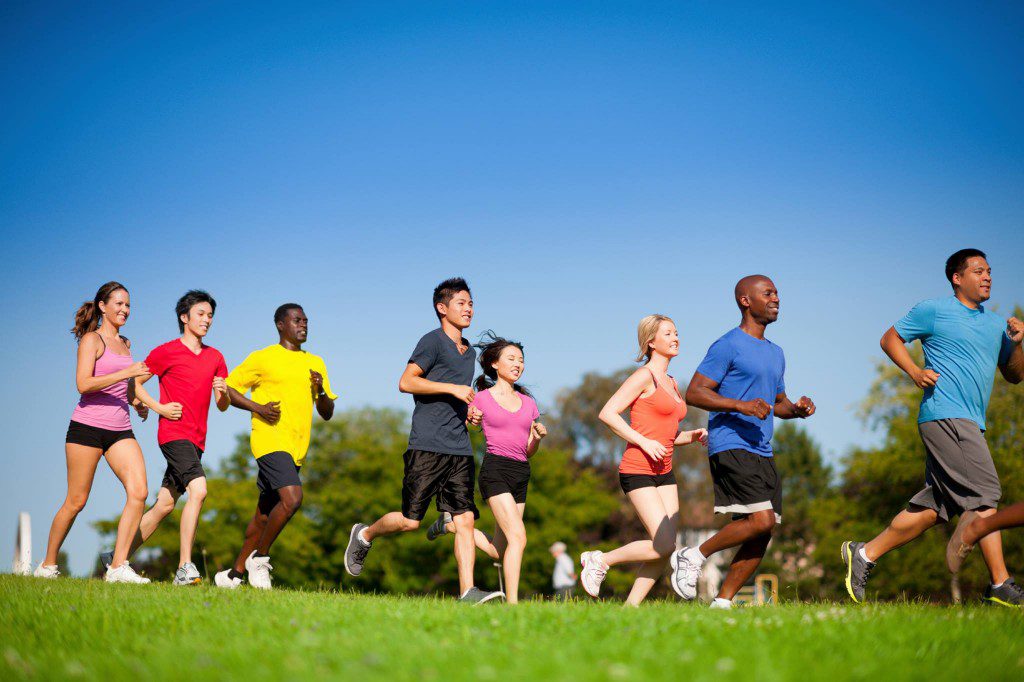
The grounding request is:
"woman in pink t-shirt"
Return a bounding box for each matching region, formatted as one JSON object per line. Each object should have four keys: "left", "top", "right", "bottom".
{"left": 426, "top": 333, "right": 546, "bottom": 603}
{"left": 35, "top": 282, "right": 152, "bottom": 584}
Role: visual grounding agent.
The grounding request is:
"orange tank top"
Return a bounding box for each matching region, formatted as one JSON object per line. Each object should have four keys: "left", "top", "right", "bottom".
{"left": 619, "top": 370, "right": 687, "bottom": 476}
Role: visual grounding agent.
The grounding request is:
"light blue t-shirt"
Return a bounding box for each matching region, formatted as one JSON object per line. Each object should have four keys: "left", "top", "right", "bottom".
{"left": 695, "top": 327, "right": 786, "bottom": 458}
{"left": 894, "top": 296, "right": 1015, "bottom": 431}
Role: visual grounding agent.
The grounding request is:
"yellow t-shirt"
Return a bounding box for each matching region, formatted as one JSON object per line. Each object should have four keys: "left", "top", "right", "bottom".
{"left": 227, "top": 344, "right": 338, "bottom": 464}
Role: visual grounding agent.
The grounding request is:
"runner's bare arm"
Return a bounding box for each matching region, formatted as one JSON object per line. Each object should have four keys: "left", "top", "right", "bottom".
{"left": 599, "top": 369, "right": 666, "bottom": 460}
{"left": 310, "top": 370, "right": 335, "bottom": 420}
{"left": 130, "top": 373, "right": 182, "bottom": 420}
{"left": 399, "top": 362, "right": 475, "bottom": 404}
{"left": 881, "top": 326, "right": 939, "bottom": 389}
{"left": 75, "top": 333, "right": 148, "bottom": 394}
{"left": 227, "top": 386, "right": 280, "bottom": 425}
{"left": 686, "top": 371, "right": 771, "bottom": 419}
{"left": 998, "top": 317, "right": 1024, "bottom": 384}
{"left": 774, "top": 392, "right": 815, "bottom": 419}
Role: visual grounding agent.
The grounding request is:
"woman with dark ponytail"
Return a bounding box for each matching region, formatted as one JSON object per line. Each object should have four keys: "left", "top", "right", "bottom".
{"left": 426, "top": 332, "right": 546, "bottom": 604}
{"left": 35, "top": 282, "right": 153, "bottom": 584}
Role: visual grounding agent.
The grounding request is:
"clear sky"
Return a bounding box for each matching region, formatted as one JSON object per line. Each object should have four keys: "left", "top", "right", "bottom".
{"left": 2, "top": 2, "right": 1022, "bottom": 575}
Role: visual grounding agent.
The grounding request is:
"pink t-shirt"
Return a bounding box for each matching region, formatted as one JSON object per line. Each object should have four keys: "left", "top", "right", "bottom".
{"left": 71, "top": 345, "right": 133, "bottom": 431}
{"left": 471, "top": 389, "right": 540, "bottom": 462}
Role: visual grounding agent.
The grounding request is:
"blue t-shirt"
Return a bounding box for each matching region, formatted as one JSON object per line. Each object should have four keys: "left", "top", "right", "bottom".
{"left": 695, "top": 327, "right": 786, "bottom": 457}
{"left": 894, "top": 296, "right": 1015, "bottom": 431}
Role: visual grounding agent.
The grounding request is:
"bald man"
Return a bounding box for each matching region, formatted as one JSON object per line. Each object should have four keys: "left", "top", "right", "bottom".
{"left": 669, "top": 275, "right": 815, "bottom": 609}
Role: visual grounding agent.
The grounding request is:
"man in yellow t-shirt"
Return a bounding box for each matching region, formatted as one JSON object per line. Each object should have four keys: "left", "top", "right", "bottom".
{"left": 213, "top": 303, "right": 337, "bottom": 590}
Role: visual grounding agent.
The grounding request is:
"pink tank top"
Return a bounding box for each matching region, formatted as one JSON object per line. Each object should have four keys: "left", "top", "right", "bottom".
{"left": 71, "top": 342, "right": 133, "bottom": 431}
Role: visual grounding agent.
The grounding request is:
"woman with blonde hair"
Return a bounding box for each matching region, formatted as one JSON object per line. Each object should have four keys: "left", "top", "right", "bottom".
{"left": 579, "top": 314, "right": 707, "bottom": 604}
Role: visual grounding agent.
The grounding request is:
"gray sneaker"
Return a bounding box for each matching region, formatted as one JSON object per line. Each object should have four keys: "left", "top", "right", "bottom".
{"left": 173, "top": 562, "right": 202, "bottom": 585}
{"left": 984, "top": 577, "right": 1024, "bottom": 608}
{"left": 100, "top": 550, "right": 114, "bottom": 570}
{"left": 459, "top": 587, "right": 505, "bottom": 605}
{"left": 427, "top": 512, "right": 453, "bottom": 541}
{"left": 946, "top": 510, "right": 980, "bottom": 574}
{"left": 841, "top": 540, "right": 875, "bottom": 603}
{"left": 345, "top": 523, "right": 371, "bottom": 577}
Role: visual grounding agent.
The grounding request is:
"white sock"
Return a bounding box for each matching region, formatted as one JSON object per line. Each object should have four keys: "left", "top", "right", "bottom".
{"left": 858, "top": 547, "right": 874, "bottom": 564}
{"left": 358, "top": 528, "right": 371, "bottom": 546}
{"left": 712, "top": 597, "right": 732, "bottom": 608}
{"left": 992, "top": 581, "right": 1005, "bottom": 588}
{"left": 685, "top": 546, "right": 706, "bottom": 564}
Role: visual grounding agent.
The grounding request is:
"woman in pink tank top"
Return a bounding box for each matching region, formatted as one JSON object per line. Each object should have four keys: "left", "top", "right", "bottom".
{"left": 35, "top": 282, "right": 153, "bottom": 584}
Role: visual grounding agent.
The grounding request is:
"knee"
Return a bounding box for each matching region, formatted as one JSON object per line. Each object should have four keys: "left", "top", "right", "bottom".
{"left": 126, "top": 483, "right": 148, "bottom": 506}
{"left": 752, "top": 512, "right": 776, "bottom": 535}
{"left": 154, "top": 496, "right": 176, "bottom": 516}
{"left": 281, "top": 490, "right": 303, "bottom": 516}
{"left": 451, "top": 513, "right": 475, "bottom": 534}
{"left": 65, "top": 493, "right": 89, "bottom": 515}
{"left": 187, "top": 481, "right": 207, "bottom": 506}
{"left": 401, "top": 517, "right": 421, "bottom": 532}
{"left": 506, "top": 528, "right": 527, "bottom": 549}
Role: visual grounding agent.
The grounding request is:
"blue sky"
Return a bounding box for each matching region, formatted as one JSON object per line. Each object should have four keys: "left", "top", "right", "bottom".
{"left": 2, "top": 1, "right": 1022, "bottom": 575}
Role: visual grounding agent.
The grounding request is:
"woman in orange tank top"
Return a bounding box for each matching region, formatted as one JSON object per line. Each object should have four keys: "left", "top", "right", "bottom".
{"left": 579, "top": 315, "right": 707, "bottom": 605}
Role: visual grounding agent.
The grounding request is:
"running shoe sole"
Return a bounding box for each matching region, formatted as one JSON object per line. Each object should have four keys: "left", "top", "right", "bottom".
{"left": 668, "top": 550, "right": 686, "bottom": 599}
{"left": 345, "top": 524, "right": 364, "bottom": 577}
{"left": 946, "top": 510, "right": 979, "bottom": 574}
{"left": 841, "top": 541, "right": 860, "bottom": 603}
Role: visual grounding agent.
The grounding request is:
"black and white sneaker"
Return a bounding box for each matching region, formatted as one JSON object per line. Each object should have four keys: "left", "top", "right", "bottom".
{"left": 426, "top": 512, "right": 452, "bottom": 541}
{"left": 345, "top": 523, "right": 371, "bottom": 577}
{"left": 984, "top": 577, "right": 1024, "bottom": 608}
{"left": 841, "top": 540, "right": 874, "bottom": 603}
{"left": 459, "top": 587, "right": 505, "bottom": 605}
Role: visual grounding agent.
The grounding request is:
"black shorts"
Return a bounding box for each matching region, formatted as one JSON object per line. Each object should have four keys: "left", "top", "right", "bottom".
{"left": 709, "top": 449, "right": 782, "bottom": 523}
{"left": 619, "top": 471, "right": 677, "bottom": 494}
{"left": 65, "top": 420, "right": 135, "bottom": 451}
{"left": 256, "top": 451, "right": 302, "bottom": 494}
{"left": 402, "top": 449, "right": 479, "bottom": 521}
{"left": 478, "top": 454, "right": 531, "bottom": 503}
{"left": 160, "top": 440, "right": 206, "bottom": 495}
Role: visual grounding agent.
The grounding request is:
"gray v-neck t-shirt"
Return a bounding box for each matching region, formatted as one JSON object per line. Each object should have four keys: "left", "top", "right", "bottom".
{"left": 407, "top": 328, "right": 477, "bottom": 457}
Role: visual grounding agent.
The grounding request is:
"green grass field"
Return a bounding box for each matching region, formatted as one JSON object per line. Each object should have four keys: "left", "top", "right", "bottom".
{"left": 2, "top": 575, "right": 1021, "bottom": 681}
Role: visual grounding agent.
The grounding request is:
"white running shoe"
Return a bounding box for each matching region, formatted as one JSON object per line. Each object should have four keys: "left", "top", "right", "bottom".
{"left": 669, "top": 547, "right": 703, "bottom": 600}
{"left": 173, "top": 562, "right": 202, "bottom": 585}
{"left": 245, "top": 551, "right": 273, "bottom": 590}
{"left": 579, "top": 550, "right": 608, "bottom": 598}
{"left": 104, "top": 562, "right": 150, "bottom": 584}
{"left": 214, "top": 569, "right": 243, "bottom": 589}
{"left": 33, "top": 563, "right": 60, "bottom": 579}
{"left": 710, "top": 597, "right": 733, "bottom": 610}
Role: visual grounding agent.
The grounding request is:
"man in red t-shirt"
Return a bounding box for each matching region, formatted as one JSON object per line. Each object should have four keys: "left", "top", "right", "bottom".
{"left": 122, "top": 290, "right": 230, "bottom": 585}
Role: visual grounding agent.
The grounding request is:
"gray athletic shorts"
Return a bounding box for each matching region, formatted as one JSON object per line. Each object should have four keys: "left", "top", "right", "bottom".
{"left": 909, "top": 418, "right": 1001, "bottom": 522}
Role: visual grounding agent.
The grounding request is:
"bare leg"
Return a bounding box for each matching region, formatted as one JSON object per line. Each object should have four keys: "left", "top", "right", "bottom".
{"left": 451, "top": 511, "right": 477, "bottom": 595}
{"left": 178, "top": 477, "right": 207, "bottom": 566}
{"left": 128, "top": 486, "right": 178, "bottom": 558}
{"left": 699, "top": 509, "right": 776, "bottom": 558}
{"left": 444, "top": 520, "right": 501, "bottom": 560}
{"left": 488, "top": 495, "right": 527, "bottom": 603}
{"left": 625, "top": 485, "right": 679, "bottom": 606}
{"left": 43, "top": 444, "right": 103, "bottom": 565}
{"left": 104, "top": 439, "right": 149, "bottom": 568}
{"left": 363, "top": 512, "right": 420, "bottom": 541}
{"left": 863, "top": 507, "right": 939, "bottom": 562}
{"left": 603, "top": 486, "right": 677, "bottom": 567}
{"left": 974, "top": 508, "right": 1010, "bottom": 584}
{"left": 718, "top": 533, "right": 773, "bottom": 600}
{"left": 255, "top": 485, "right": 302, "bottom": 555}
{"left": 965, "top": 502, "right": 1024, "bottom": 544}
{"left": 233, "top": 494, "right": 275, "bottom": 573}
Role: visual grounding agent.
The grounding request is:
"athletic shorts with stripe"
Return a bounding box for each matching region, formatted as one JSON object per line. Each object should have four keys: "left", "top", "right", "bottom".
{"left": 709, "top": 448, "right": 782, "bottom": 524}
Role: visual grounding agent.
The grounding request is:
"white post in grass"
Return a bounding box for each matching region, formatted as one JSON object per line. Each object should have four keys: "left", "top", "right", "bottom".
{"left": 12, "top": 512, "right": 31, "bottom": 575}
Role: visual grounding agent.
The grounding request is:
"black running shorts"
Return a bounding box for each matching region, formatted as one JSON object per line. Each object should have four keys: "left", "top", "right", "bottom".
{"left": 256, "top": 451, "right": 302, "bottom": 493}
{"left": 709, "top": 448, "right": 782, "bottom": 523}
{"left": 478, "top": 453, "right": 531, "bottom": 503}
{"left": 619, "top": 471, "right": 677, "bottom": 494}
{"left": 402, "top": 449, "right": 479, "bottom": 521}
{"left": 159, "top": 439, "right": 206, "bottom": 495}
{"left": 65, "top": 420, "right": 135, "bottom": 451}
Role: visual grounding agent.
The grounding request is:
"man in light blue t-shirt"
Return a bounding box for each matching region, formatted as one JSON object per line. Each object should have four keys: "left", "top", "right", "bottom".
{"left": 669, "top": 274, "right": 816, "bottom": 609}
{"left": 842, "top": 248, "right": 1024, "bottom": 607}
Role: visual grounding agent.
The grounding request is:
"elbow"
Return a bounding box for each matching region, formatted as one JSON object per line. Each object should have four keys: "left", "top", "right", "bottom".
{"left": 398, "top": 379, "right": 410, "bottom": 394}
{"left": 597, "top": 409, "right": 614, "bottom": 426}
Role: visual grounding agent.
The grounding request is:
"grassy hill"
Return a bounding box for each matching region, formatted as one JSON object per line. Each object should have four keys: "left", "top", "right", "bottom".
{"left": 2, "top": 575, "right": 1021, "bottom": 681}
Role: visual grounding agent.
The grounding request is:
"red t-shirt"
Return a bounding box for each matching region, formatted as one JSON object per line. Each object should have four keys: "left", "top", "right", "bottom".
{"left": 145, "top": 339, "right": 229, "bottom": 451}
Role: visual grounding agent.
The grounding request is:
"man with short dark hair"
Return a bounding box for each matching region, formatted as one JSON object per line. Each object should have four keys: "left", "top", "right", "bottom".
{"left": 345, "top": 278, "right": 502, "bottom": 604}
{"left": 113, "top": 290, "right": 230, "bottom": 584}
{"left": 214, "top": 304, "right": 336, "bottom": 590}
{"left": 669, "top": 275, "right": 815, "bottom": 609}
{"left": 843, "top": 249, "right": 1024, "bottom": 606}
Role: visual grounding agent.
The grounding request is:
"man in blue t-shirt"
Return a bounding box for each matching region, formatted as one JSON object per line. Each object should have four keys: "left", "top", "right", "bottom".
{"left": 842, "top": 249, "right": 1024, "bottom": 607}
{"left": 669, "top": 275, "right": 816, "bottom": 608}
